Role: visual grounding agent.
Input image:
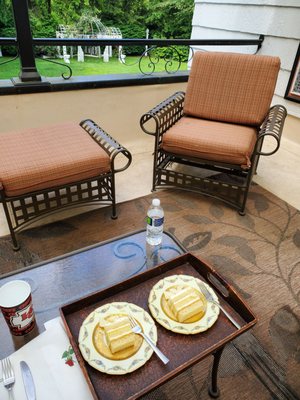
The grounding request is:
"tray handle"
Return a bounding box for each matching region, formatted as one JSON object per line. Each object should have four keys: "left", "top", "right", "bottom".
{"left": 207, "top": 271, "right": 230, "bottom": 298}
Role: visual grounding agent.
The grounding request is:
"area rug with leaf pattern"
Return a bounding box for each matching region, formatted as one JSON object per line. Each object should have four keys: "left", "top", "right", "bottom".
{"left": 0, "top": 184, "right": 299, "bottom": 399}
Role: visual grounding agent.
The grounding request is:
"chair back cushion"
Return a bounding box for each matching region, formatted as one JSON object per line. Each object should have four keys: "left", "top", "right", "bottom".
{"left": 184, "top": 51, "right": 280, "bottom": 126}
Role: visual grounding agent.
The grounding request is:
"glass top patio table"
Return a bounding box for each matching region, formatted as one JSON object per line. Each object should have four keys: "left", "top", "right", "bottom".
{"left": 0, "top": 229, "right": 185, "bottom": 358}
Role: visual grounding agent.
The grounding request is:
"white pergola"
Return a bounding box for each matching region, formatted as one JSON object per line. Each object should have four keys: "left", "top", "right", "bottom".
{"left": 56, "top": 15, "right": 122, "bottom": 64}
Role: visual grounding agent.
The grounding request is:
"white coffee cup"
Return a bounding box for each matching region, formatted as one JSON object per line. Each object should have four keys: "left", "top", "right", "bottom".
{"left": 0, "top": 280, "right": 36, "bottom": 336}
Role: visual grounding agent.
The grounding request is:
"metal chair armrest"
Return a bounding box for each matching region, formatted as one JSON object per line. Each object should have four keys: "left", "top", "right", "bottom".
{"left": 255, "top": 105, "right": 287, "bottom": 156}
{"left": 80, "top": 119, "right": 132, "bottom": 173}
{"left": 140, "top": 91, "right": 185, "bottom": 137}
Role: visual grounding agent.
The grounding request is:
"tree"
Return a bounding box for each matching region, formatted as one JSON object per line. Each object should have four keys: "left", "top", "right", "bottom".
{"left": 0, "top": 0, "right": 14, "bottom": 33}
{"left": 0, "top": 0, "right": 15, "bottom": 55}
{"left": 145, "top": 0, "right": 194, "bottom": 39}
{"left": 96, "top": 0, "right": 147, "bottom": 26}
{"left": 0, "top": 0, "right": 194, "bottom": 48}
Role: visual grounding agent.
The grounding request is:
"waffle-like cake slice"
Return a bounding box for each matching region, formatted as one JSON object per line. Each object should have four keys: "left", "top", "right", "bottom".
{"left": 103, "top": 316, "right": 135, "bottom": 354}
{"left": 166, "top": 286, "right": 205, "bottom": 323}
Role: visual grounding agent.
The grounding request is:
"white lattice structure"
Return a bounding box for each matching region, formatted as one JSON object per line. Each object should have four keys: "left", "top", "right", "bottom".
{"left": 56, "top": 15, "right": 122, "bottom": 63}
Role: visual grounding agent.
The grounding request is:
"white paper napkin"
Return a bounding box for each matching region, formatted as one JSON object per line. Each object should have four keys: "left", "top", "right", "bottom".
{"left": 0, "top": 317, "right": 94, "bottom": 400}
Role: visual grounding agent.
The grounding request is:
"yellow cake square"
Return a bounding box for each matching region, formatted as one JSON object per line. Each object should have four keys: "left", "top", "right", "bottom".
{"left": 103, "top": 316, "right": 135, "bottom": 354}
{"left": 167, "top": 286, "right": 205, "bottom": 323}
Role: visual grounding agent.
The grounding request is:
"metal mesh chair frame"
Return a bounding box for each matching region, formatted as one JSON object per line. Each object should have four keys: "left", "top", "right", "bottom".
{"left": 140, "top": 91, "right": 287, "bottom": 215}
{"left": 0, "top": 119, "right": 132, "bottom": 250}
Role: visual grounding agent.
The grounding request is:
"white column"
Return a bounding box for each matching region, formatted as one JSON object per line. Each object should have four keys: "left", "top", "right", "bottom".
{"left": 63, "top": 46, "right": 70, "bottom": 64}
{"left": 118, "top": 46, "right": 126, "bottom": 63}
{"left": 103, "top": 46, "right": 109, "bottom": 62}
{"left": 145, "top": 28, "right": 149, "bottom": 56}
{"left": 77, "top": 46, "right": 84, "bottom": 62}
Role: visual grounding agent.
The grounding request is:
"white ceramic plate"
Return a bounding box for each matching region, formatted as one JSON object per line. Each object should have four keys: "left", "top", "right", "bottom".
{"left": 78, "top": 302, "right": 157, "bottom": 375}
{"left": 148, "top": 274, "right": 220, "bottom": 334}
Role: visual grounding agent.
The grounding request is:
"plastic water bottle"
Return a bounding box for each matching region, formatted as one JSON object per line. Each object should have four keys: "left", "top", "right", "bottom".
{"left": 146, "top": 198, "right": 164, "bottom": 245}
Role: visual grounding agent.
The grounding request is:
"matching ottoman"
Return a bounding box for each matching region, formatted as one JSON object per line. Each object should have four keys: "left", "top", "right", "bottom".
{"left": 0, "top": 119, "right": 132, "bottom": 250}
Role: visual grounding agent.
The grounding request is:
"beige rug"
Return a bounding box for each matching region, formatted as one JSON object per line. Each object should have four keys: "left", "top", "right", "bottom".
{"left": 0, "top": 184, "right": 299, "bottom": 399}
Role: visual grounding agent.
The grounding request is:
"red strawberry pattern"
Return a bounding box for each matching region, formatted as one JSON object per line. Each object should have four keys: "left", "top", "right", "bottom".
{"left": 65, "top": 359, "right": 74, "bottom": 367}
{"left": 62, "top": 345, "right": 75, "bottom": 367}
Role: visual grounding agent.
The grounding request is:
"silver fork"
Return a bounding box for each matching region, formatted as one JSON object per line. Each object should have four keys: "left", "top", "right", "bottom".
{"left": 128, "top": 316, "right": 170, "bottom": 364}
{"left": 2, "top": 357, "right": 15, "bottom": 400}
{"left": 199, "top": 282, "right": 241, "bottom": 329}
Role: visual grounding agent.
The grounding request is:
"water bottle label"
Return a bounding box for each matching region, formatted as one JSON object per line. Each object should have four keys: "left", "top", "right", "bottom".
{"left": 147, "top": 216, "right": 164, "bottom": 227}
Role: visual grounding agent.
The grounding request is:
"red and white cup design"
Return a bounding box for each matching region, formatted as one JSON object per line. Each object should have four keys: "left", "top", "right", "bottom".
{"left": 0, "top": 280, "right": 36, "bottom": 336}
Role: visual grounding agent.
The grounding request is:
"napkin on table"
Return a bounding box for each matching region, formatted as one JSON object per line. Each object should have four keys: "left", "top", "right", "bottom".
{"left": 0, "top": 317, "right": 94, "bottom": 400}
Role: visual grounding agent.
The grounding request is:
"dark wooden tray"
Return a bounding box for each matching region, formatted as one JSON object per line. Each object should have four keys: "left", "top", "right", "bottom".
{"left": 60, "top": 253, "right": 257, "bottom": 400}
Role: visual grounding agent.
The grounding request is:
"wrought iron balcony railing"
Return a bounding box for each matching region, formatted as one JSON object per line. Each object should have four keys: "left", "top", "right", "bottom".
{"left": 0, "top": 0, "right": 264, "bottom": 94}
{"left": 0, "top": 36, "right": 264, "bottom": 78}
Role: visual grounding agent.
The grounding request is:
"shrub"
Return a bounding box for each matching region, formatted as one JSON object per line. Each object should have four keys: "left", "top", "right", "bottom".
{"left": 30, "top": 16, "right": 57, "bottom": 57}
{"left": 119, "top": 24, "right": 147, "bottom": 56}
{"left": 0, "top": 27, "right": 17, "bottom": 56}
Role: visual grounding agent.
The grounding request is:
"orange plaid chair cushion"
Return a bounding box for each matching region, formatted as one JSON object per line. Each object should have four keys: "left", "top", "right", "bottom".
{"left": 184, "top": 52, "right": 280, "bottom": 126}
{"left": 0, "top": 122, "right": 111, "bottom": 197}
{"left": 162, "top": 117, "right": 257, "bottom": 168}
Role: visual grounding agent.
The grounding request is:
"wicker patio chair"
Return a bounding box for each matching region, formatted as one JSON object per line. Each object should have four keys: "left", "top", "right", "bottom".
{"left": 140, "top": 51, "right": 287, "bottom": 215}
{"left": 0, "top": 119, "right": 132, "bottom": 250}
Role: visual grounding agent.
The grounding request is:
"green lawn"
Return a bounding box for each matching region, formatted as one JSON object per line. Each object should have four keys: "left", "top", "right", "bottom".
{"left": 0, "top": 55, "right": 188, "bottom": 79}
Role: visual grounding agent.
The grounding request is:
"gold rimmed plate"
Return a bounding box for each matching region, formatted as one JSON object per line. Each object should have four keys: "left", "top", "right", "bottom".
{"left": 78, "top": 302, "right": 157, "bottom": 375}
{"left": 148, "top": 274, "right": 220, "bottom": 334}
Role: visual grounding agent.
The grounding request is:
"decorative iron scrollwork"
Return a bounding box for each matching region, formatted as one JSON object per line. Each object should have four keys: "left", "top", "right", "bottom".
{"left": 0, "top": 53, "right": 19, "bottom": 67}
{"left": 36, "top": 56, "right": 72, "bottom": 79}
{"left": 120, "top": 45, "right": 193, "bottom": 76}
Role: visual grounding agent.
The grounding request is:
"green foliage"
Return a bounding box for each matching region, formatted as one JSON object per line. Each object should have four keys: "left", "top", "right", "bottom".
{"left": 98, "top": 0, "right": 147, "bottom": 26}
{"left": 30, "top": 15, "right": 57, "bottom": 56}
{"left": 0, "top": 27, "right": 16, "bottom": 56}
{"left": 119, "top": 23, "right": 147, "bottom": 55}
{"left": 0, "top": 0, "right": 194, "bottom": 59}
{"left": 51, "top": 1, "right": 98, "bottom": 26}
{"left": 151, "top": 45, "right": 190, "bottom": 63}
{"left": 0, "top": 0, "right": 15, "bottom": 55}
{"left": 145, "top": 0, "right": 194, "bottom": 39}
{"left": 0, "top": 0, "right": 13, "bottom": 30}
{"left": 0, "top": 0, "right": 194, "bottom": 40}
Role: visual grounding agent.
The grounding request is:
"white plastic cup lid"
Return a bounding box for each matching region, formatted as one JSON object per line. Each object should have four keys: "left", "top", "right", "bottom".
{"left": 152, "top": 198, "right": 160, "bottom": 207}
{"left": 0, "top": 280, "right": 31, "bottom": 308}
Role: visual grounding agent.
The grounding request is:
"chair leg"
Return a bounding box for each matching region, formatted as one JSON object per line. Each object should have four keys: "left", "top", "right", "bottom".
{"left": 152, "top": 144, "right": 163, "bottom": 192}
{"left": 110, "top": 174, "right": 118, "bottom": 220}
{"left": 111, "top": 203, "right": 117, "bottom": 219}
{"left": 1, "top": 198, "right": 20, "bottom": 251}
{"left": 152, "top": 160, "right": 158, "bottom": 192}
{"left": 151, "top": 169, "right": 157, "bottom": 192}
{"left": 239, "top": 168, "right": 255, "bottom": 215}
{"left": 253, "top": 139, "right": 264, "bottom": 175}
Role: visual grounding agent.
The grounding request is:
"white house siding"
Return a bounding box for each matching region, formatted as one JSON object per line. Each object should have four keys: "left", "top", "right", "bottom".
{"left": 191, "top": 0, "right": 300, "bottom": 118}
